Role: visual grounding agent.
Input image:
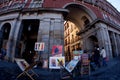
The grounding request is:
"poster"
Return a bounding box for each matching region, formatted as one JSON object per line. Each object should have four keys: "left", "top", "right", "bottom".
{"left": 52, "top": 45, "right": 62, "bottom": 56}
{"left": 65, "top": 59, "right": 79, "bottom": 72}
{"left": 34, "top": 42, "right": 45, "bottom": 51}
{"left": 73, "top": 50, "right": 83, "bottom": 60}
{"left": 49, "top": 57, "right": 65, "bottom": 69}
{"left": 15, "top": 58, "right": 29, "bottom": 71}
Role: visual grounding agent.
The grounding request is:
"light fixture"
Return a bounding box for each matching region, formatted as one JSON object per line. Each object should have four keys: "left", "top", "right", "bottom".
{"left": 5, "top": 28, "right": 7, "bottom": 33}
{"left": 28, "top": 25, "right": 31, "bottom": 31}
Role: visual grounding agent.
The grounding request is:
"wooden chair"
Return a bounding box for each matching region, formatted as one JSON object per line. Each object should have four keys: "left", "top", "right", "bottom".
{"left": 15, "top": 58, "right": 39, "bottom": 80}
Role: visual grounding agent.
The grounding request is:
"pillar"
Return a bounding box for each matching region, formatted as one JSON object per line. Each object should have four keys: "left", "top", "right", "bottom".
{"left": 116, "top": 34, "right": 120, "bottom": 56}
{"left": 12, "top": 19, "right": 22, "bottom": 61}
{"left": 7, "top": 19, "right": 22, "bottom": 62}
{"left": 37, "top": 13, "right": 64, "bottom": 60}
{"left": 96, "top": 23, "right": 112, "bottom": 59}
{"left": 111, "top": 32, "right": 118, "bottom": 57}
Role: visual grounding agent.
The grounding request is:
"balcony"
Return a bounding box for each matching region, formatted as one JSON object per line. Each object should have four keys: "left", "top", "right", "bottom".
{"left": 0, "top": 2, "right": 43, "bottom": 14}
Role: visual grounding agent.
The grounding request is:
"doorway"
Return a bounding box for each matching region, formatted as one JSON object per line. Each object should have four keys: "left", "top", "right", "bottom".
{"left": 0, "top": 23, "right": 11, "bottom": 50}
{"left": 16, "top": 19, "right": 39, "bottom": 59}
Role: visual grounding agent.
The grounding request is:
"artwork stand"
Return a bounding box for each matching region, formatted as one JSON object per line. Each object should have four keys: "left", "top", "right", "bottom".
{"left": 57, "top": 59, "right": 73, "bottom": 80}
{"left": 15, "top": 58, "right": 39, "bottom": 80}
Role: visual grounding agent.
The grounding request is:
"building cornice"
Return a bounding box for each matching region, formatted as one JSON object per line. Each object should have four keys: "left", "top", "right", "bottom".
{"left": 77, "top": 18, "right": 120, "bottom": 35}
{"left": 22, "top": 8, "right": 69, "bottom": 14}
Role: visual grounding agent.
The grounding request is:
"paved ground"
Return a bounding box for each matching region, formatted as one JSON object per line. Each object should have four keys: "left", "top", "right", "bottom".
{"left": 89, "top": 61, "right": 120, "bottom": 80}
{"left": 0, "top": 57, "right": 120, "bottom": 80}
{"left": 78, "top": 57, "right": 120, "bottom": 80}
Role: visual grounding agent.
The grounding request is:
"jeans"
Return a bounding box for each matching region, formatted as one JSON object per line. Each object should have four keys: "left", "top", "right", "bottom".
{"left": 102, "top": 58, "right": 107, "bottom": 66}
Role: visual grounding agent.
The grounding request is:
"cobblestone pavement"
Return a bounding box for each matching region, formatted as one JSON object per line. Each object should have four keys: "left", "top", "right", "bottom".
{"left": 0, "top": 57, "right": 120, "bottom": 80}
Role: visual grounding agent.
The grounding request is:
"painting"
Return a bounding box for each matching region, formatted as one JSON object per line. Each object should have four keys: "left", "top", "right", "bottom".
{"left": 49, "top": 57, "right": 65, "bottom": 69}
{"left": 34, "top": 42, "right": 45, "bottom": 51}
{"left": 51, "top": 45, "right": 62, "bottom": 56}
{"left": 15, "top": 58, "right": 29, "bottom": 71}
{"left": 65, "top": 59, "right": 79, "bottom": 72}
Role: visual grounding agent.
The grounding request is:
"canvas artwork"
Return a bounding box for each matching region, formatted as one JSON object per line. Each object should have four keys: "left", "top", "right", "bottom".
{"left": 49, "top": 57, "right": 65, "bottom": 69}
{"left": 15, "top": 58, "right": 29, "bottom": 71}
{"left": 65, "top": 59, "right": 79, "bottom": 72}
{"left": 52, "top": 45, "right": 62, "bottom": 56}
{"left": 34, "top": 42, "right": 45, "bottom": 51}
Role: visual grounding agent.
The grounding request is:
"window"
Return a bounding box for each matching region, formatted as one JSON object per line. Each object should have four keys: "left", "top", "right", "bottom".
{"left": 30, "top": 0, "right": 44, "bottom": 8}
{"left": 81, "top": 16, "right": 90, "bottom": 28}
{"left": 103, "top": 13, "right": 108, "bottom": 19}
{"left": 84, "top": 19, "right": 90, "bottom": 26}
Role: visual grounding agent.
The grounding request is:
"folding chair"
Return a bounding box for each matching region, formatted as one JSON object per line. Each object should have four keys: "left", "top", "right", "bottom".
{"left": 15, "top": 58, "right": 39, "bottom": 80}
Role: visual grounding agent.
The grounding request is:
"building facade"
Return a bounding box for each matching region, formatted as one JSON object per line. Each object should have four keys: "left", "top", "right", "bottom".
{"left": 0, "top": 0, "right": 120, "bottom": 62}
{"left": 64, "top": 21, "right": 81, "bottom": 61}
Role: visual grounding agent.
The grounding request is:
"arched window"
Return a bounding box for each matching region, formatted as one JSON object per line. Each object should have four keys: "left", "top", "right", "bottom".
{"left": 81, "top": 16, "right": 90, "bottom": 28}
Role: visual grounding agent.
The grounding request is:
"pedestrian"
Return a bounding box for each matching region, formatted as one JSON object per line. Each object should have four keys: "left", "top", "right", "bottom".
{"left": 90, "top": 51, "right": 96, "bottom": 71}
{"left": 94, "top": 47, "right": 101, "bottom": 67}
{"left": 0, "top": 47, "right": 7, "bottom": 60}
{"left": 100, "top": 47, "right": 107, "bottom": 66}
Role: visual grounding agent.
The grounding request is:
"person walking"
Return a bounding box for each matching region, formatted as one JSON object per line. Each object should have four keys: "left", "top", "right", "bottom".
{"left": 100, "top": 47, "right": 107, "bottom": 66}
{"left": 94, "top": 47, "right": 101, "bottom": 67}
{"left": 90, "top": 51, "right": 96, "bottom": 71}
{"left": 0, "top": 47, "right": 7, "bottom": 60}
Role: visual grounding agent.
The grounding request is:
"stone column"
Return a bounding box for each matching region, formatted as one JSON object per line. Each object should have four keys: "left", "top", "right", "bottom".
{"left": 37, "top": 19, "right": 50, "bottom": 60}
{"left": 7, "top": 19, "right": 22, "bottom": 62}
{"left": 12, "top": 19, "right": 22, "bottom": 61}
{"left": 96, "top": 23, "right": 112, "bottom": 59}
{"left": 116, "top": 34, "right": 120, "bottom": 56}
{"left": 37, "top": 13, "right": 64, "bottom": 60}
{"left": 111, "top": 32, "right": 118, "bottom": 57}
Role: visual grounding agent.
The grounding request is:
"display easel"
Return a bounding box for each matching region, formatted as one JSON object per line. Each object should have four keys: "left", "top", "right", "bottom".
{"left": 15, "top": 58, "right": 39, "bottom": 80}
{"left": 80, "top": 54, "right": 90, "bottom": 76}
{"left": 57, "top": 59, "right": 73, "bottom": 80}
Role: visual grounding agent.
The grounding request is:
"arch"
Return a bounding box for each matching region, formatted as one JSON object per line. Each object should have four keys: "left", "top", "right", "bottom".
{"left": 63, "top": 3, "right": 97, "bottom": 31}
{"left": 0, "top": 23, "right": 11, "bottom": 50}
{"left": 87, "top": 35, "right": 98, "bottom": 52}
{"left": 63, "top": 3, "right": 97, "bottom": 60}
{"left": 63, "top": 3, "right": 97, "bottom": 20}
{"left": 1, "top": 23, "right": 11, "bottom": 39}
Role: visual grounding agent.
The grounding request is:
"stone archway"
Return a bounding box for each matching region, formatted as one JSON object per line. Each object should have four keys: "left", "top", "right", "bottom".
{"left": 87, "top": 35, "right": 98, "bottom": 52}
{"left": 0, "top": 23, "right": 11, "bottom": 50}
{"left": 63, "top": 4, "right": 97, "bottom": 60}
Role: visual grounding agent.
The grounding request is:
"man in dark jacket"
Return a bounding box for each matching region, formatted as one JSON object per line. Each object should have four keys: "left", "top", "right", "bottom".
{"left": 94, "top": 48, "right": 101, "bottom": 67}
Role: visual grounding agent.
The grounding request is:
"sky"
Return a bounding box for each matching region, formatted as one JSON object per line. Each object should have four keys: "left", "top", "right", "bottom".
{"left": 107, "top": 0, "right": 120, "bottom": 12}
